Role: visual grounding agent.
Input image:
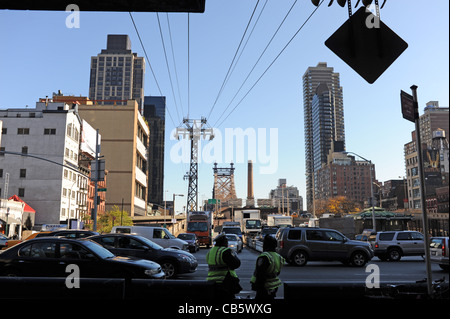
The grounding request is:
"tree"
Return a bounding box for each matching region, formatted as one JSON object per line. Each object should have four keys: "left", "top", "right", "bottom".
{"left": 314, "top": 196, "right": 361, "bottom": 217}
{"left": 96, "top": 205, "right": 133, "bottom": 233}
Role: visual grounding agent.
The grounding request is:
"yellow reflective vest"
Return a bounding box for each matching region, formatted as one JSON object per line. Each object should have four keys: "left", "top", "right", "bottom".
{"left": 250, "top": 251, "right": 284, "bottom": 291}
{"left": 206, "top": 246, "right": 238, "bottom": 283}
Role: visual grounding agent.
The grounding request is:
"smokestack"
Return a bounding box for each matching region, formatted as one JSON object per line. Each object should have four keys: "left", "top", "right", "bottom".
{"left": 247, "top": 160, "right": 254, "bottom": 201}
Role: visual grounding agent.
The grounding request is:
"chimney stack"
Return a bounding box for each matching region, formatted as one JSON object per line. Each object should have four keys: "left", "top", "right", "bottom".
{"left": 247, "top": 160, "right": 254, "bottom": 206}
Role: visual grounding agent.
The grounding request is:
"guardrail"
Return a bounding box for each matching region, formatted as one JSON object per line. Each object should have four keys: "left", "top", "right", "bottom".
{"left": 0, "top": 277, "right": 215, "bottom": 300}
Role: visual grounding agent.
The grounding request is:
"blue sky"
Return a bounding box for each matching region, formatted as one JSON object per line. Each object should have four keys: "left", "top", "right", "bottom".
{"left": 0, "top": 0, "right": 449, "bottom": 213}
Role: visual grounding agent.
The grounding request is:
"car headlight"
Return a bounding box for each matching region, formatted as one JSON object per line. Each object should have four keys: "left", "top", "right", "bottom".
{"left": 145, "top": 268, "right": 161, "bottom": 276}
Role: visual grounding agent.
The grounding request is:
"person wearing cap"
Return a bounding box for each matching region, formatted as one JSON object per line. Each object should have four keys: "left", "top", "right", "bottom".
{"left": 250, "top": 235, "right": 285, "bottom": 300}
{"left": 206, "top": 233, "right": 242, "bottom": 298}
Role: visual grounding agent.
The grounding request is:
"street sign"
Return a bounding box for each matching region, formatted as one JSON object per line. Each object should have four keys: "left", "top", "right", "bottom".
{"left": 325, "top": 7, "right": 408, "bottom": 84}
{"left": 400, "top": 90, "right": 416, "bottom": 122}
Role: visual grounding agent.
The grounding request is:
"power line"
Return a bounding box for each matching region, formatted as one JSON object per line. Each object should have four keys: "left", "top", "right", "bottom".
{"left": 156, "top": 12, "right": 182, "bottom": 123}
{"left": 207, "top": 0, "right": 261, "bottom": 120}
{"left": 128, "top": 12, "right": 176, "bottom": 127}
{"left": 215, "top": 0, "right": 324, "bottom": 128}
{"left": 213, "top": 0, "right": 299, "bottom": 127}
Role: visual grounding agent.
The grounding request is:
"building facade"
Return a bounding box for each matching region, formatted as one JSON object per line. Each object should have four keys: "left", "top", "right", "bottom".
{"left": 268, "top": 179, "right": 303, "bottom": 214}
{"left": 89, "top": 34, "right": 145, "bottom": 112}
{"left": 143, "top": 96, "right": 166, "bottom": 206}
{"left": 404, "top": 101, "right": 449, "bottom": 214}
{"left": 78, "top": 99, "right": 149, "bottom": 217}
{"left": 0, "top": 100, "right": 90, "bottom": 227}
{"left": 314, "top": 151, "right": 376, "bottom": 208}
{"left": 303, "top": 62, "right": 344, "bottom": 213}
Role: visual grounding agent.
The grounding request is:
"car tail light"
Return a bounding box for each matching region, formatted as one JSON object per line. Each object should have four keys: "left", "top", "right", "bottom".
{"left": 280, "top": 240, "right": 284, "bottom": 249}
{"left": 443, "top": 244, "right": 446, "bottom": 257}
{"left": 375, "top": 242, "right": 379, "bottom": 248}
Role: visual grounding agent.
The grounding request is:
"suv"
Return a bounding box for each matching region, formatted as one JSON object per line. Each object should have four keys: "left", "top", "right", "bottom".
{"left": 373, "top": 231, "right": 425, "bottom": 261}
{"left": 276, "top": 227, "right": 373, "bottom": 267}
{"left": 430, "top": 237, "right": 449, "bottom": 271}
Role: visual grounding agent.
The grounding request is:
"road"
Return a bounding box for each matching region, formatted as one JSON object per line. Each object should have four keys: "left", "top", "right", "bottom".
{"left": 179, "top": 246, "right": 449, "bottom": 299}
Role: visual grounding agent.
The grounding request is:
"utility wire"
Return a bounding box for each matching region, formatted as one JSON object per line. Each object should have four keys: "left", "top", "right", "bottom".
{"left": 157, "top": 12, "right": 182, "bottom": 123}
{"left": 215, "top": 0, "right": 324, "bottom": 128}
{"left": 207, "top": 0, "right": 261, "bottom": 120}
{"left": 187, "top": 12, "right": 190, "bottom": 119}
{"left": 213, "top": 0, "right": 298, "bottom": 127}
{"left": 128, "top": 12, "right": 176, "bottom": 127}
{"left": 166, "top": 13, "right": 185, "bottom": 119}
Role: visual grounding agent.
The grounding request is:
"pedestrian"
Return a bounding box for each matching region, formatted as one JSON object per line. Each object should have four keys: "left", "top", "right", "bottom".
{"left": 250, "top": 235, "right": 285, "bottom": 300}
{"left": 206, "top": 233, "right": 242, "bottom": 299}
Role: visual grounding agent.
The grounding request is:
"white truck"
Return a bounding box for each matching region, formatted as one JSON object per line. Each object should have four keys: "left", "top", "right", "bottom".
{"left": 267, "top": 214, "right": 293, "bottom": 228}
{"left": 234, "top": 209, "right": 262, "bottom": 239}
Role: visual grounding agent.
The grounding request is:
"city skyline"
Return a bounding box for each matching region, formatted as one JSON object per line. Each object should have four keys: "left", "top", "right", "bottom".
{"left": 0, "top": 1, "right": 449, "bottom": 214}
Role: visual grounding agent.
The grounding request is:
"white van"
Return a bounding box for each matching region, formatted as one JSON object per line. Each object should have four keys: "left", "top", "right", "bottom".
{"left": 110, "top": 226, "right": 189, "bottom": 251}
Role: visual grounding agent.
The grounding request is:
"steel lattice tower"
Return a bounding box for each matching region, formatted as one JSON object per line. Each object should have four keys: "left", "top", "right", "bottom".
{"left": 213, "top": 162, "right": 237, "bottom": 206}
{"left": 175, "top": 117, "right": 214, "bottom": 212}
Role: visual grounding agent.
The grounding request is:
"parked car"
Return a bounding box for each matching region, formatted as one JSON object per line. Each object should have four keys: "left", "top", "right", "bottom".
{"left": 276, "top": 227, "right": 373, "bottom": 267}
{"left": 111, "top": 226, "right": 189, "bottom": 251}
{"left": 373, "top": 231, "right": 425, "bottom": 261}
{"left": 0, "top": 234, "right": 8, "bottom": 249}
{"left": 177, "top": 233, "right": 199, "bottom": 253}
{"left": 0, "top": 237, "right": 165, "bottom": 279}
{"left": 88, "top": 233, "right": 198, "bottom": 279}
{"left": 1, "top": 232, "right": 51, "bottom": 250}
{"left": 35, "top": 229, "right": 99, "bottom": 239}
{"left": 430, "top": 237, "right": 449, "bottom": 271}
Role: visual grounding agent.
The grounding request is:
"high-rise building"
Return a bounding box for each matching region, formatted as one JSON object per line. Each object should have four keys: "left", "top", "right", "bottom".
{"left": 269, "top": 179, "right": 303, "bottom": 214}
{"left": 303, "top": 62, "right": 344, "bottom": 213}
{"left": 143, "top": 96, "right": 166, "bottom": 206}
{"left": 89, "top": 34, "right": 145, "bottom": 112}
{"left": 404, "top": 101, "right": 449, "bottom": 212}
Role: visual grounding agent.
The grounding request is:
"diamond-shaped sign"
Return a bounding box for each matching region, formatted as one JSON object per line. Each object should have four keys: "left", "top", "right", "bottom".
{"left": 325, "top": 7, "right": 408, "bottom": 84}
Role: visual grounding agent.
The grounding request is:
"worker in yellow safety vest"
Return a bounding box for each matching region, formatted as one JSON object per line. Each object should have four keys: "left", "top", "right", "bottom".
{"left": 250, "top": 235, "right": 285, "bottom": 299}
{"left": 206, "top": 233, "right": 241, "bottom": 298}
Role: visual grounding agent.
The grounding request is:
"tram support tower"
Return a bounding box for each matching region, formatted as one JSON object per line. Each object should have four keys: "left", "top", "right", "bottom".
{"left": 175, "top": 117, "right": 214, "bottom": 212}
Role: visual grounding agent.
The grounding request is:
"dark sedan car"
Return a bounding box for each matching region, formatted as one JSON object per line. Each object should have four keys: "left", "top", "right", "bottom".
{"left": 177, "top": 233, "right": 199, "bottom": 253}
{"left": 89, "top": 234, "right": 198, "bottom": 279}
{"left": 35, "top": 230, "right": 99, "bottom": 239}
{"left": 0, "top": 237, "right": 165, "bottom": 279}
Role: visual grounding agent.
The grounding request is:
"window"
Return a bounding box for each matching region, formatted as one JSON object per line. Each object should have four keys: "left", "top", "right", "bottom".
{"left": 22, "top": 146, "right": 28, "bottom": 154}
{"left": 19, "top": 242, "right": 57, "bottom": 258}
{"left": 0, "top": 147, "right": 4, "bottom": 156}
{"left": 0, "top": 169, "right": 2, "bottom": 178}
{"left": 20, "top": 169, "right": 26, "bottom": 178}
{"left": 60, "top": 243, "right": 93, "bottom": 260}
{"left": 18, "top": 188, "right": 25, "bottom": 197}
{"left": 1, "top": 128, "right": 6, "bottom": 134}
{"left": 44, "top": 128, "right": 56, "bottom": 135}
{"left": 17, "top": 128, "right": 30, "bottom": 135}
{"left": 397, "top": 232, "right": 411, "bottom": 240}
{"left": 287, "top": 230, "right": 302, "bottom": 240}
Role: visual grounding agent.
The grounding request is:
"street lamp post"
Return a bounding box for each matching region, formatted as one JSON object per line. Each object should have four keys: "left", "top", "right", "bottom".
{"left": 343, "top": 151, "right": 376, "bottom": 233}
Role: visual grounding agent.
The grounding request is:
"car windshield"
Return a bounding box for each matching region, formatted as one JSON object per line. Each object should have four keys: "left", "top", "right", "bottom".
{"left": 226, "top": 235, "right": 238, "bottom": 241}
{"left": 135, "top": 236, "right": 164, "bottom": 250}
{"left": 246, "top": 220, "right": 261, "bottom": 229}
{"left": 187, "top": 222, "right": 208, "bottom": 232}
{"left": 178, "top": 233, "right": 195, "bottom": 240}
{"left": 223, "top": 228, "right": 241, "bottom": 235}
{"left": 82, "top": 240, "right": 115, "bottom": 259}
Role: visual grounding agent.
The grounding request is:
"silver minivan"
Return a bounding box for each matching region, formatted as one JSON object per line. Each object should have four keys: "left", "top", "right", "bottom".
{"left": 111, "top": 226, "right": 189, "bottom": 251}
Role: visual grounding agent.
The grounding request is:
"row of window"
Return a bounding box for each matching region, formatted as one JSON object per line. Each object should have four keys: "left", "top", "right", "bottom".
{"left": 1, "top": 128, "right": 56, "bottom": 135}
{"left": 0, "top": 168, "right": 27, "bottom": 178}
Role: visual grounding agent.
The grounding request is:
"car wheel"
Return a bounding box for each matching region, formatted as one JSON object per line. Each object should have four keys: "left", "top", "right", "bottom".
{"left": 291, "top": 250, "right": 308, "bottom": 267}
{"left": 350, "top": 251, "right": 368, "bottom": 267}
{"left": 387, "top": 248, "right": 402, "bottom": 261}
{"left": 161, "top": 261, "right": 177, "bottom": 279}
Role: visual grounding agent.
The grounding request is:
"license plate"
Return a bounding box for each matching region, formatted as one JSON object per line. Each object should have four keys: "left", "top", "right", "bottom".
{"left": 431, "top": 251, "right": 437, "bottom": 256}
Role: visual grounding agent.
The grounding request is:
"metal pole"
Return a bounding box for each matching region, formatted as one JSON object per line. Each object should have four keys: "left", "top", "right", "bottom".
{"left": 411, "top": 85, "right": 433, "bottom": 296}
{"left": 93, "top": 129, "right": 99, "bottom": 232}
{"left": 368, "top": 160, "right": 376, "bottom": 233}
